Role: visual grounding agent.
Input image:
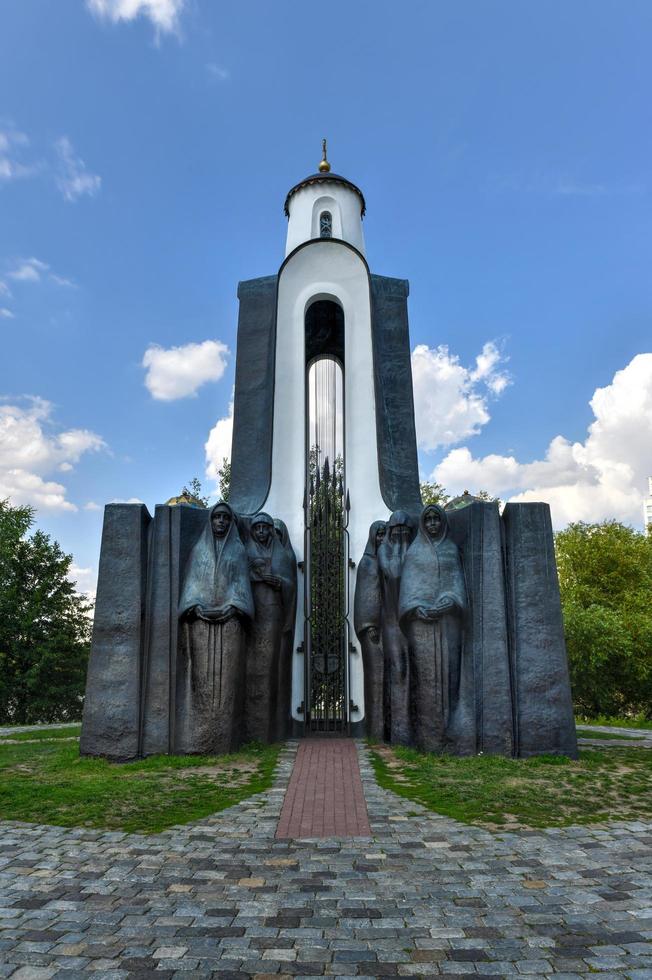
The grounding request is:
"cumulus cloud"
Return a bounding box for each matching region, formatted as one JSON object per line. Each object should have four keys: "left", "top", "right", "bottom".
{"left": 0, "top": 308, "right": 14, "bottom": 319}
{"left": 0, "top": 397, "right": 105, "bottom": 512}
{"left": 86, "top": 0, "right": 186, "bottom": 34}
{"left": 0, "top": 127, "right": 37, "bottom": 182}
{"left": 411, "top": 341, "right": 510, "bottom": 452}
{"left": 205, "top": 397, "right": 234, "bottom": 489}
{"left": 143, "top": 339, "right": 229, "bottom": 400}
{"left": 54, "top": 137, "right": 101, "bottom": 203}
{"left": 432, "top": 353, "right": 652, "bottom": 528}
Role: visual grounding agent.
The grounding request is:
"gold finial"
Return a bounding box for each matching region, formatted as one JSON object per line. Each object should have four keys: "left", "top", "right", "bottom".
{"left": 318, "top": 137, "right": 331, "bottom": 173}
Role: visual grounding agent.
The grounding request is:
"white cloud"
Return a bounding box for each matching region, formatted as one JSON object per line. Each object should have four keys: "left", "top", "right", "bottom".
{"left": 205, "top": 396, "right": 234, "bottom": 489}
{"left": 68, "top": 563, "right": 98, "bottom": 604}
{"left": 86, "top": 0, "right": 186, "bottom": 34}
{"left": 0, "top": 397, "right": 105, "bottom": 512}
{"left": 411, "top": 341, "right": 510, "bottom": 452}
{"left": 206, "top": 63, "right": 230, "bottom": 81}
{"left": 143, "top": 339, "right": 229, "bottom": 400}
{"left": 0, "top": 127, "right": 36, "bottom": 182}
{"left": 432, "top": 353, "right": 652, "bottom": 528}
{"left": 54, "top": 137, "right": 101, "bottom": 203}
{"left": 0, "top": 281, "right": 11, "bottom": 296}
{"left": 84, "top": 501, "right": 102, "bottom": 511}
{"left": 0, "top": 308, "right": 14, "bottom": 319}
{"left": 6, "top": 257, "right": 75, "bottom": 288}
{"left": 8, "top": 257, "right": 48, "bottom": 282}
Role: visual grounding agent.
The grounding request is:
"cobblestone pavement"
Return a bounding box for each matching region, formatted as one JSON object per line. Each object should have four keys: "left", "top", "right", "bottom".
{"left": 1, "top": 740, "right": 652, "bottom": 979}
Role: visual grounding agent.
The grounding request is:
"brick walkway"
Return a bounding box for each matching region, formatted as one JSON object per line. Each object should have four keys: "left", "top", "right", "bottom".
{"left": 276, "top": 739, "right": 371, "bottom": 839}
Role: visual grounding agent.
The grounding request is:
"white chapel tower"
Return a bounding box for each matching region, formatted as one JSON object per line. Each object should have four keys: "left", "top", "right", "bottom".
{"left": 228, "top": 142, "right": 422, "bottom": 733}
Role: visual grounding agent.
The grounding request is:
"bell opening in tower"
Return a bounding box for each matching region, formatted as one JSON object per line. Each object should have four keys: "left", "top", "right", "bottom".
{"left": 304, "top": 300, "right": 348, "bottom": 734}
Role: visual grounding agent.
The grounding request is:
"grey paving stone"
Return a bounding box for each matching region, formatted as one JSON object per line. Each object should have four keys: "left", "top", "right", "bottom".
{"left": 1, "top": 742, "right": 652, "bottom": 979}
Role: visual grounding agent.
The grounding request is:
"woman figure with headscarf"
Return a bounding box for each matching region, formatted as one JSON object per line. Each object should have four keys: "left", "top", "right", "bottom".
{"left": 177, "top": 502, "right": 254, "bottom": 755}
{"left": 245, "top": 512, "right": 296, "bottom": 743}
{"left": 399, "top": 504, "right": 467, "bottom": 753}
{"left": 354, "top": 520, "right": 386, "bottom": 741}
{"left": 273, "top": 518, "right": 297, "bottom": 740}
{"left": 378, "top": 510, "right": 416, "bottom": 745}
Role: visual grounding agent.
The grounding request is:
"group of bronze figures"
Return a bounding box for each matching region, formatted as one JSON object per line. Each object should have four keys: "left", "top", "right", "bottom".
{"left": 177, "top": 503, "right": 297, "bottom": 755}
{"left": 355, "top": 505, "right": 470, "bottom": 753}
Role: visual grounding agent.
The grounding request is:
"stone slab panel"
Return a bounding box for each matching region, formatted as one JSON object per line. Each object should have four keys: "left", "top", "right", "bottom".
{"left": 502, "top": 502, "right": 578, "bottom": 758}
{"left": 80, "top": 503, "right": 151, "bottom": 760}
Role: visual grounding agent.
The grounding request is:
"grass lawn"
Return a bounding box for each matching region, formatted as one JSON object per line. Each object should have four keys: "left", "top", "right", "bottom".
{"left": 0, "top": 739, "right": 280, "bottom": 834}
{"left": 576, "top": 727, "right": 644, "bottom": 741}
{"left": 370, "top": 743, "right": 652, "bottom": 830}
{"left": 0, "top": 725, "right": 82, "bottom": 742}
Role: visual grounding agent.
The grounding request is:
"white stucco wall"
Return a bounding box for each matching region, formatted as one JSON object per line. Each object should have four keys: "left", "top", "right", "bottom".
{"left": 285, "top": 182, "right": 366, "bottom": 257}
{"left": 263, "top": 241, "right": 389, "bottom": 726}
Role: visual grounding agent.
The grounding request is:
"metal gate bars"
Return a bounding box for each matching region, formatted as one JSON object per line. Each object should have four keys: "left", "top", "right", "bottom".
{"left": 304, "top": 456, "right": 350, "bottom": 734}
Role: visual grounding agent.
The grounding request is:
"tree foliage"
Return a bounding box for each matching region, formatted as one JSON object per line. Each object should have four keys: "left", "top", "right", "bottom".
{"left": 420, "top": 481, "right": 450, "bottom": 506}
{"left": 179, "top": 476, "right": 210, "bottom": 507}
{"left": 0, "top": 499, "right": 92, "bottom": 724}
{"left": 555, "top": 521, "right": 652, "bottom": 718}
{"left": 217, "top": 459, "right": 231, "bottom": 502}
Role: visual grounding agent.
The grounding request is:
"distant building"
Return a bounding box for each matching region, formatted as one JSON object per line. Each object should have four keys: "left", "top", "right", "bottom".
{"left": 644, "top": 477, "right": 652, "bottom": 535}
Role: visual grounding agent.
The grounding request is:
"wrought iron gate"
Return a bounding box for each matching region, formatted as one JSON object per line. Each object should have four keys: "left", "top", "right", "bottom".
{"left": 304, "top": 456, "right": 350, "bottom": 733}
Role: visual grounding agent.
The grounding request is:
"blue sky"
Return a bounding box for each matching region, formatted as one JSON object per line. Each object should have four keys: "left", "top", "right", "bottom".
{"left": 1, "top": 0, "right": 651, "bottom": 596}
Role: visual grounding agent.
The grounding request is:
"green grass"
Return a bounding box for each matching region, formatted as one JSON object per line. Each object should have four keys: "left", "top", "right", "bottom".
{"left": 576, "top": 727, "right": 644, "bottom": 741}
{"left": 0, "top": 725, "right": 82, "bottom": 742}
{"left": 576, "top": 714, "right": 652, "bottom": 730}
{"left": 370, "top": 744, "right": 652, "bottom": 829}
{"left": 0, "top": 739, "right": 280, "bottom": 834}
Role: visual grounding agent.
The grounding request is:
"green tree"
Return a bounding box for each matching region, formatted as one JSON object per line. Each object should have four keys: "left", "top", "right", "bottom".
{"left": 217, "top": 459, "right": 231, "bottom": 502}
{"left": 179, "top": 476, "right": 209, "bottom": 507}
{"left": 0, "top": 499, "right": 92, "bottom": 724}
{"left": 555, "top": 521, "right": 652, "bottom": 717}
{"left": 420, "top": 481, "right": 449, "bottom": 506}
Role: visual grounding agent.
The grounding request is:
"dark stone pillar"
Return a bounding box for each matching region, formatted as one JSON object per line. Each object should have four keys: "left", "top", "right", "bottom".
{"left": 229, "top": 276, "right": 278, "bottom": 515}
{"left": 502, "top": 503, "right": 578, "bottom": 759}
{"left": 369, "top": 275, "right": 422, "bottom": 514}
{"left": 80, "top": 504, "right": 151, "bottom": 760}
{"left": 447, "top": 502, "right": 514, "bottom": 756}
{"left": 140, "top": 505, "right": 207, "bottom": 757}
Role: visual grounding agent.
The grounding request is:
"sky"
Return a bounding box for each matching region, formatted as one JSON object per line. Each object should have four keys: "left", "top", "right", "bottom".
{"left": 1, "top": 0, "right": 651, "bottom": 600}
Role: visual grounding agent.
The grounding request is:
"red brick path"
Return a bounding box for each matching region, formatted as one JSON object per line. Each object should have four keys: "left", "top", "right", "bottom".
{"left": 276, "top": 739, "right": 371, "bottom": 838}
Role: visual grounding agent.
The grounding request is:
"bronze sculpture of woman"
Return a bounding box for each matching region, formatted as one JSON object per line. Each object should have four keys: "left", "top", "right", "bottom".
{"left": 354, "top": 520, "right": 386, "bottom": 741}
{"left": 245, "top": 512, "right": 296, "bottom": 742}
{"left": 399, "top": 504, "right": 467, "bottom": 753}
{"left": 273, "top": 518, "right": 297, "bottom": 740}
{"left": 176, "top": 501, "right": 254, "bottom": 755}
{"left": 378, "top": 510, "right": 415, "bottom": 745}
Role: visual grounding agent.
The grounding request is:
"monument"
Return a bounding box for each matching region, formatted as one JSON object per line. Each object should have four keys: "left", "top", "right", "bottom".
{"left": 81, "top": 143, "right": 577, "bottom": 760}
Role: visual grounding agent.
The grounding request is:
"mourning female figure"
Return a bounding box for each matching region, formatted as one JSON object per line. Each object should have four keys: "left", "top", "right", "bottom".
{"left": 177, "top": 502, "right": 254, "bottom": 755}
{"left": 245, "top": 512, "right": 296, "bottom": 742}
{"left": 354, "top": 521, "right": 386, "bottom": 741}
{"left": 399, "top": 505, "right": 467, "bottom": 753}
{"left": 378, "top": 511, "right": 415, "bottom": 745}
{"left": 273, "top": 518, "right": 298, "bottom": 739}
